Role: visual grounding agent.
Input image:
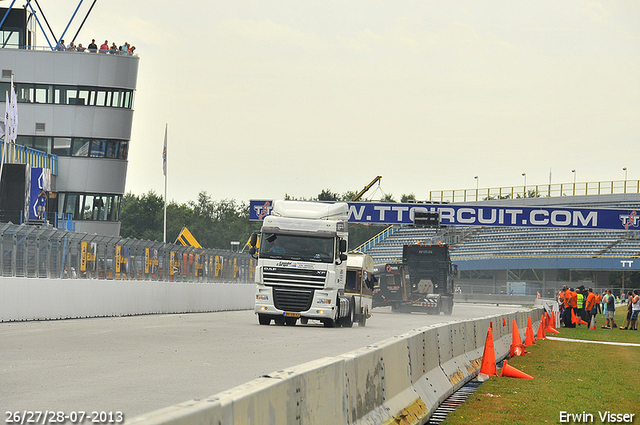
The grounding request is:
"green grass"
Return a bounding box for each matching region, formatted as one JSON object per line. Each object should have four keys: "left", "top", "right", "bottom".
{"left": 441, "top": 309, "right": 640, "bottom": 425}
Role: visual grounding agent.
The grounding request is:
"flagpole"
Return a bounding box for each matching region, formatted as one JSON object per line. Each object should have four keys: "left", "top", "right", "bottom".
{"left": 163, "top": 123, "right": 167, "bottom": 244}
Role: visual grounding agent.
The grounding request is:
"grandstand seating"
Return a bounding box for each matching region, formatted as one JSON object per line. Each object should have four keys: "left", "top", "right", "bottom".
{"left": 364, "top": 225, "right": 639, "bottom": 264}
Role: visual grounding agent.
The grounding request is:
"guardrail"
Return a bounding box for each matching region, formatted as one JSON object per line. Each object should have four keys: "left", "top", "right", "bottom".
{"left": 127, "top": 307, "right": 546, "bottom": 425}
{"left": 430, "top": 180, "right": 640, "bottom": 203}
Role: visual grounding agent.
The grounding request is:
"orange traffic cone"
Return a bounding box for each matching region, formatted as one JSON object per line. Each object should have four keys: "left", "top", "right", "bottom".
{"left": 545, "top": 313, "right": 560, "bottom": 333}
{"left": 548, "top": 311, "right": 556, "bottom": 329}
{"left": 524, "top": 316, "right": 535, "bottom": 346}
{"left": 571, "top": 309, "right": 579, "bottom": 325}
{"left": 479, "top": 322, "right": 497, "bottom": 379}
{"left": 503, "top": 318, "right": 507, "bottom": 326}
{"left": 510, "top": 319, "right": 526, "bottom": 356}
{"left": 589, "top": 315, "right": 596, "bottom": 330}
{"left": 500, "top": 360, "right": 534, "bottom": 379}
{"left": 536, "top": 316, "right": 546, "bottom": 340}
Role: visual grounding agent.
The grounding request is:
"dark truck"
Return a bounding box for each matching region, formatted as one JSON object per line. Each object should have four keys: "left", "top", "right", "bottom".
{"left": 372, "top": 244, "right": 455, "bottom": 315}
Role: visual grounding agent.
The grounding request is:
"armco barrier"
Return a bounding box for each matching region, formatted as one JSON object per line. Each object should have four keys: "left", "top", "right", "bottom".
{"left": 127, "top": 307, "right": 545, "bottom": 425}
{"left": 0, "top": 277, "right": 255, "bottom": 321}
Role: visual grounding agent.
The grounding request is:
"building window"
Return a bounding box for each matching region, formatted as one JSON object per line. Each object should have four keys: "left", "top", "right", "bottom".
{"left": 13, "top": 83, "right": 134, "bottom": 109}
{"left": 19, "top": 136, "right": 128, "bottom": 159}
{"left": 58, "top": 193, "right": 122, "bottom": 221}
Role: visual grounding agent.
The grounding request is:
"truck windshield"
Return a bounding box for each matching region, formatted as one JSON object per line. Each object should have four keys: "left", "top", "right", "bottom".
{"left": 260, "top": 234, "right": 335, "bottom": 263}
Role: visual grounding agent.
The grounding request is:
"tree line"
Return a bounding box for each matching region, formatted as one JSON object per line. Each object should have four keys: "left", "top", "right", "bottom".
{"left": 120, "top": 189, "right": 417, "bottom": 250}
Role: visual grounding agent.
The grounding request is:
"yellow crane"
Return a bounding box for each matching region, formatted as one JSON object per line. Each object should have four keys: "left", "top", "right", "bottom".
{"left": 351, "top": 176, "right": 382, "bottom": 201}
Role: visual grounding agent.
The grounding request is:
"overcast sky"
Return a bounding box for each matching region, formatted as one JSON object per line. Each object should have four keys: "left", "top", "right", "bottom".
{"left": 41, "top": 1, "right": 640, "bottom": 204}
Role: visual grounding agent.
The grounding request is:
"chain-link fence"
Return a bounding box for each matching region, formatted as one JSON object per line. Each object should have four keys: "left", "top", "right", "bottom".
{"left": 0, "top": 223, "right": 255, "bottom": 282}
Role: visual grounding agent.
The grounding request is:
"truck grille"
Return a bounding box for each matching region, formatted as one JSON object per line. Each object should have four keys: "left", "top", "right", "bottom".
{"left": 273, "top": 287, "right": 314, "bottom": 312}
{"left": 262, "top": 267, "right": 327, "bottom": 289}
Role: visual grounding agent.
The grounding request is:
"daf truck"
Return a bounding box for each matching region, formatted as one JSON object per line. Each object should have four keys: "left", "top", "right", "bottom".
{"left": 250, "top": 200, "right": 372, "bottom": 327}
{"left": 372, "top": 244, "right": 455, "bottom": 315}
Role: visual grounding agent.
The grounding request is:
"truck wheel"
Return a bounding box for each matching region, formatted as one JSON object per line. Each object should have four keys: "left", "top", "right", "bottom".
{"left": 358, "top": 307, "right": 367, "bottom": 327}
{"left": 342, "top": 297, "right": 355, "bottom": 328}
{"left": 284, "top": 317, "right": 297, "bottom": 326}
{"left": 324, "top": 306, "right": 340, "bottom": 327}
{"left": 258, "top": 314, "right": 271, "bottom": 325}
{"left": 444, "top": 299, "right": 454, "bottom": 315}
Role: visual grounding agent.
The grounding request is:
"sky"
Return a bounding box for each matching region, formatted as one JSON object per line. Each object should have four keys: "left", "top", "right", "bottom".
{"left": 38, "top": 1, "right": 640, "bottom": 204}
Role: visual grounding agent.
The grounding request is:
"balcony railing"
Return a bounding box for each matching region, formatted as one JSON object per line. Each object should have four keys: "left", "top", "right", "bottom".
{"left": 430, "top": 180, "right": 640, "bottom": 203}
{"left": 1, "top": 143, "right": 58, "bottom": 175}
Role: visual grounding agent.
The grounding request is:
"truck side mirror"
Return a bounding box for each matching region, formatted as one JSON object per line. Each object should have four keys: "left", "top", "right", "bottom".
{"left": 339, "top": 239, "right": 347, "bottom": 253}
{"left": 250, "top": 233, "right": 258, "bottom": 247}
{"left": 249, "top": 247, "right": 256, "bottom": 256}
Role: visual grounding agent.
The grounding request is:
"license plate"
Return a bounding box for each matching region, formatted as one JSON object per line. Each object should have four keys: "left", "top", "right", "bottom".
{"left": 284, "top": 312, "right": 301, "bottom": 317}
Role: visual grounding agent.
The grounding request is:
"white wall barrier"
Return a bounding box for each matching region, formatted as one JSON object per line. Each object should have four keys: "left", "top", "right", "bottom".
{"left": 127, "top": 307, "right": 545, "bottom": 425}
{"left": 0, "top": 277, "right": 255, "bottom": 321}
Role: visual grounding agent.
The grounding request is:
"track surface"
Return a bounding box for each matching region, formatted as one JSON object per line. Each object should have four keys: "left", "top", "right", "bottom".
{"left": 1, "top": 305, "right": 521, "bottom": 419}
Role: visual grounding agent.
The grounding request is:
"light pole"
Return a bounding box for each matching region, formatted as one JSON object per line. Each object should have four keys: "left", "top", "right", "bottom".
{"left": 572, "top": 169, "right": 576, "bottom": 196}
{"left": 522, "top": 173, "right": 527, "bottom": 197}
{"left": 623, "top": 167, "right": 628, "bottom": 192}
{"left": 474, "top": 176, "right": 478, "bottom": 201}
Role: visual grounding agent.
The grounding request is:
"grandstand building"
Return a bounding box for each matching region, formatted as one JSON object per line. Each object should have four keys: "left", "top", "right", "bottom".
{"left": 0, "top": 6, "right": 138, "bottom": 236}
{"left": 362, "top": 192, "right": 640, "bottom": 297}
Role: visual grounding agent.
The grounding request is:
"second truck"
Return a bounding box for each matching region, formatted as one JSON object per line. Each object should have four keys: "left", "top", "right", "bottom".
{"left": 373, "top": 243, "right": 455, "bottom": 315}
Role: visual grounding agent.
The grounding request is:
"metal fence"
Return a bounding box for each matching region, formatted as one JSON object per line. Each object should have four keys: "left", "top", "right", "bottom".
{"left": 0, "top": 222, "right": 255, "bottom": 282}
{"left": 430, "top": 179, "right": 640, "bottom": 203}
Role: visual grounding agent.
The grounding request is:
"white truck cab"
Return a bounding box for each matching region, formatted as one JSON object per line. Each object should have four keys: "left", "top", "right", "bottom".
{"left": 251, "top": 200, "right": 369, "bottom": 327}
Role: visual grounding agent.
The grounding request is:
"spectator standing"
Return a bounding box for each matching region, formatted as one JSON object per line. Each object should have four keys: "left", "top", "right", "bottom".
{"left": 563, "top": 286, "right": 575, "bottom": 328}
{"left": 110, "top": 42, "right": 118, "bottom": 54}
{"left": 595, "top": 291, "right": 602, "bottom": 314}
{"left": 569, "top": 287, "right": 578, "bottom": 326}
{"left": 558, "top": 287, "right": 566, "bottom": 324}
{"left": 603, "top": 289, "right": 617, "bottom": 329}
{"left": 100, "top": 40, "right": 109, "bottom": 53}
{"left": 630, "top": 290, "right": 640, "bottom": 331}
{"left": 57, "top": 39, "right": 66, "bottom": 51}
{"left": 66, "top": 41, "right": 76, "bottom": 51}
{"left": 129, "top": 45, "right": 136, "bottom": 55}
{"left": 576, "top": 287, "right": 585, "bottom": 324}
{"left": 88, "top": 39, "right": 98, "bottom": 52}
{"left": 585, "top": 288, "right": 597, "bottom": 327}
{"left": 620, "top": 291, "right": 633, "bottom": 330}
{"left": 76, "top": 43, "right": 85, "bottom": 52}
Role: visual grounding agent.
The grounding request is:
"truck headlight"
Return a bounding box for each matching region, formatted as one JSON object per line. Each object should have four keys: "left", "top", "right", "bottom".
{"left": 317, "top": 298, "right": 332, "bottom": 305}
{"left": 256, "top": 294, "right": 269, "bottom": 301}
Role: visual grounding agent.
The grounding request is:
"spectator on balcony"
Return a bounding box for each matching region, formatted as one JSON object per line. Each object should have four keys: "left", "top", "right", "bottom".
{"left": 66, "top": 41, "right": 76, "bottom": 51}
{"left": 129, "top": 45, "right": 136, "bottom": 56}
{"left": 76, "top": 43, "right": 85, "bottom": 52}
{"left": 56, "top": 40, "right": 66, "bottom": 51}
{"left": 100, "top": 40, "right": 109, "bottom": 53}
{"left": 88, "top": 39, "right": 98, "bottom": 52}
{"left": 110, "top": 42, "right": 118, "bottom": 54}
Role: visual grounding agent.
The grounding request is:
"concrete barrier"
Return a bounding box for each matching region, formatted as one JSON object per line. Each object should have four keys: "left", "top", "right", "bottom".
{"left": 127, "top": 308, "right": 544, "bottom": 425}
{"left": 0, "top": 277, "right": 255, "bottom": 321}
{"left": 454, "top": 293, "right": 537, "bottom": 305}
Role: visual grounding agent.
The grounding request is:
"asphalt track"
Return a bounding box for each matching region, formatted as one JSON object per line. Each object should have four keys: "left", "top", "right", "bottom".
{"left": 1, "top": 305, "right": 523, "bottom": 421}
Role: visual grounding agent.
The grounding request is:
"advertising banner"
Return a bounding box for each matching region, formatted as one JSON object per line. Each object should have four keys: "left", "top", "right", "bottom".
{"left": 28, "top": 168, "right": 51, "bottom": 221}
{"left": 249, "top": 200, "right": 640, "bottom": 231}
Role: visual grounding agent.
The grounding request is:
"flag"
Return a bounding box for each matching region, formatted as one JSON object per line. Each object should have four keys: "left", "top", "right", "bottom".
{"left": 10, "top": 80, "right": 17, "bottom": 143}
{"left": 4, "top": 90, "right": 11, "bottom": 142}
{"left": 162, "top": 124, "right": 167, "bottom": 176}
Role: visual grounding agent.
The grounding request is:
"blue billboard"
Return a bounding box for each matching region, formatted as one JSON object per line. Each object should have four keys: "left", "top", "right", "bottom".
{"left": 249, "top": 200, "right": 640, "bottom": 231}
